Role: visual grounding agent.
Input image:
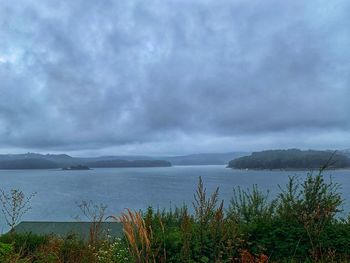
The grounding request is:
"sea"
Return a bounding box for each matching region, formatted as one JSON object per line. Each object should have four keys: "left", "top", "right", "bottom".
{"left": 0, "top": 165, "right": 350, "bottom": 232}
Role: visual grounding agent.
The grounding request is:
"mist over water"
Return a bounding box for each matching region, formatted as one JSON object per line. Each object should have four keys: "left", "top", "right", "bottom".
{"left": 1, "top": 166, "right": 350, "bottom": 232}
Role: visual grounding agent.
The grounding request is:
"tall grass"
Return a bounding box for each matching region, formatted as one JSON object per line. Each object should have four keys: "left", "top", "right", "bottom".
{"left": 118, "top": 209, "right": 153, "bottom": 263}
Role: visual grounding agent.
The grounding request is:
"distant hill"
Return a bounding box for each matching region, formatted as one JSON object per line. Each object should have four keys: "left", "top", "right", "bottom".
{"left": 160, "top": 152, "right": 249, "bottom": 165}
{"left": 0, "top": 158, "right": 59, "bottom": 169}
{"left": 0, "top": 153, "right": 169, "bottom": 169}
{"left": 341, "top": 149, "right": 350, "bottom": 158}
{"left": 228, "top": 149, "right": 350, "bottom": 170}
{"left": 88, "top": 160, "right": 171, "bottom": 168}
{"left": 2, "top": 150, "right": 348, "bottom": 169}
{"left": 0, "top": 152, "right": 249, "bottom": 169}
{"left": 76, "top": 155, "right": 154, "bottom": 164}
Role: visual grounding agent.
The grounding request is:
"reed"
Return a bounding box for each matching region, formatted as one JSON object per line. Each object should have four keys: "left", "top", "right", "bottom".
{"left": 118, "top": 209, "right": 154, "bottom": 263}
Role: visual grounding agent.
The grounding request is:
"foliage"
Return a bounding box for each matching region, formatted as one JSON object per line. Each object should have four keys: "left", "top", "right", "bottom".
{"left": 229, "top": 149, "right": 350, "bottom": 169}
{"left": 276, "top": 169, "right": 343, "bottom": 261}
{"left": 0, "top": 232, "right": 49, "bottom": 256}
{"left": 116, "top": 172, "right": 348, "bottom": 262}
{"left": 94, "top": 237, "right": 131, "bottom": 263}
{"left": 227, "top": 185, "right": 276, "bottom": 223}
{"left": 0, "top": 242, "right": 13, "bottom": 261}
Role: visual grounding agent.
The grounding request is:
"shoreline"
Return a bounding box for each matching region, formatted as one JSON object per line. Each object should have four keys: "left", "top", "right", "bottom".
{"left": 228, "top": 167, "right": 350, "bottom": 171}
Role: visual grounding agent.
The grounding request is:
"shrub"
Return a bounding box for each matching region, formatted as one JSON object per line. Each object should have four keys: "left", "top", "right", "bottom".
{"left": 227, "top": 185, "right": 276, "bottom": 223}
{"left": 0, "top": 242, "right": 13, "bottom": 261}
{"left": 276, "top": 171, "right": 343, "bottom": 261}
{"left": 0, "top": 232, "right": 49, "bottom": 256}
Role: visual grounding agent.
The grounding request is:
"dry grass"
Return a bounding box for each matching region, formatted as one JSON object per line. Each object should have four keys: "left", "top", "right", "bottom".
{"left": 118, "top": 208, "right": 154, "bottom": 263}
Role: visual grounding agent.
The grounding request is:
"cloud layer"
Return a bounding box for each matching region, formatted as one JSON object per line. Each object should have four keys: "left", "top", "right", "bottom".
{"left": 0, "top": 0, "right": 349, "bottom": 155}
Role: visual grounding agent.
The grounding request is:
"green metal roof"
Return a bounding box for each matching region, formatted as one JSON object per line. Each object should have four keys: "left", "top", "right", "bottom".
{"left": 13, "top": 221, "right": 123, "bottom": 240}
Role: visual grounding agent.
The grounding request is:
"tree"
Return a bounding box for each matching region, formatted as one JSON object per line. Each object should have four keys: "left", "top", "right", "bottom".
{"left": 0, "top": 189, "right": 36, "bottom": 232}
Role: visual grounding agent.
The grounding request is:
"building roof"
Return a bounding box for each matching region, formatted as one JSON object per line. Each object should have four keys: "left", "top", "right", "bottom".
{"left": 13, "top": 221, "right": 123, "bottom": 240}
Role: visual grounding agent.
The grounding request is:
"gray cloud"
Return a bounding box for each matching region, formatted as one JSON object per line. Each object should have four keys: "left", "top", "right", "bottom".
{"left": 0, "top": 0, "right": 349, "bottom": 155}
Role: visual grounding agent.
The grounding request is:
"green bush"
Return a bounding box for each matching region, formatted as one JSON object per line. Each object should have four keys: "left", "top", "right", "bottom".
{"left": 227, "top": 184, "right": 276, "bottom": 223}
{"left": 0, "top": 242, "right": 13, "bottom": 261}
{"left": 0, "top": 232, "right": 49, "bottom": 255}
{"left": 119, "top": 172, "right": 348, "bottom": 262}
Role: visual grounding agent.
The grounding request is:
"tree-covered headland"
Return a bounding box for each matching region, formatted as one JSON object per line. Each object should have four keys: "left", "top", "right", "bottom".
{"left": 228, "top": 149, "right": 350, "bottom": 170}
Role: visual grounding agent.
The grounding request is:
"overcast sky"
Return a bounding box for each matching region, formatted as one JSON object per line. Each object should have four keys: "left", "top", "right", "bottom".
{"left": 0, "top": 0, "right": 349, "bottom": 156}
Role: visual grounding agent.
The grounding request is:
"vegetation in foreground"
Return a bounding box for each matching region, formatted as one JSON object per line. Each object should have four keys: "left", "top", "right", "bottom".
{"left": 1, "top": 168, "right": 350, "bottom": 262}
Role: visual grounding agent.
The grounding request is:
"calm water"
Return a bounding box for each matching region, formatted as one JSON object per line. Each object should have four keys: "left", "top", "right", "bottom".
{"left": 0, "top": 165, "right": 350, "bottom": 232}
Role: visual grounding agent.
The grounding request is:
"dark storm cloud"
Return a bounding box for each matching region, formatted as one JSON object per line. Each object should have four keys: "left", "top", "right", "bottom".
{"left": 0, "top": 0, "right": 349, "bottom": 154}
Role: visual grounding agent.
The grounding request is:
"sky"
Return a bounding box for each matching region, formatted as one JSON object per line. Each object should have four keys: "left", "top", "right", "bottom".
{"left": 0, "top": 0, "right": 349, "bottom": 156}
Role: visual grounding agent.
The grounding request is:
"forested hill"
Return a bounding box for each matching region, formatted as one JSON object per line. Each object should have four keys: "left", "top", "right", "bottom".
{"left": 0, "top": 153, "right": 171, "bottom": 169}
{"left": 228, "top": 149, "right": 350, "bottom": 170}
{"left": 0, "top": 152, "right": 249, "bottom": 169}
{"left": 0, "top": 158, "right": 58, "bottom": 169}
{"left": 88, "top": 160, "right": 171, "bottom": 168}
{"left": 160, "top": 152, "right": 248, "bottom": 165}
{"left": 342, "top": 149, "right": 350, "bottom": 158}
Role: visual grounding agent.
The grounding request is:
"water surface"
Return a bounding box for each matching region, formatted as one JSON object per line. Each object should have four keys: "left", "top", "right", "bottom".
{"left": 0, "top": 165, "right": 349, "bottom": 232}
